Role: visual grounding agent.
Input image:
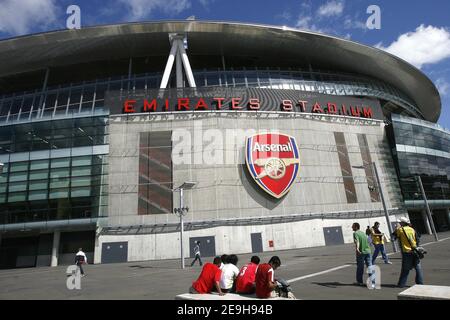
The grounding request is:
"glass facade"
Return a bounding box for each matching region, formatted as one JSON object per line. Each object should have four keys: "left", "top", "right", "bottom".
{"left": 389, "top": 114, "right": 450, "bottom": 202}
{"left": 0, "top": 116, "right": 108, "bottom": 154}
{"left": 0, "top": 116, "right": 109, "bottom": 225}
{"left": 0, "top": 68, "right": 423, "bottom": 125}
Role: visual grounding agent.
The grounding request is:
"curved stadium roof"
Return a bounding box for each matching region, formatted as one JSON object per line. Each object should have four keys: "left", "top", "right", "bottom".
{"left": 0, "top": 21, "right": 441, "bottom": 122}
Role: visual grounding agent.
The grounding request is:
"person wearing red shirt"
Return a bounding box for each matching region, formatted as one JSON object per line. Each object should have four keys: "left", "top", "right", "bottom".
{"left": 236, "top": 256, "right": 260, "bottom": 294}
{"left": 189, "top": 256, "right": 224, "bottom": 295}
{"left": 255, "top": 256, "right": 281, "bottom": 299}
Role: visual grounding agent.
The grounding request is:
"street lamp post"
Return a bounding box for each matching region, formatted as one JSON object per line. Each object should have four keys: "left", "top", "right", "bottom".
{"left": 173, "top": 181, "right": 197, "bottom": 269}
{"left": 371, "top": 162, "right": 398, "bottom": 253}
{"left": 416, "top": 175, "right": 439, "bottom": 242}
{"left": 353, "top": 163, "right": 398, "bottom": 253}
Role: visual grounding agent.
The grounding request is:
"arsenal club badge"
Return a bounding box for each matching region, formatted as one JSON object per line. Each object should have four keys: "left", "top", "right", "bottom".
{"left": 246, "top": 133, "right": 300, "bottom": 199}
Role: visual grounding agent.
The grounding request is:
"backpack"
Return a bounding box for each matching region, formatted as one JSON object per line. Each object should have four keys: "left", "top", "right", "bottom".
{"left": 75, "top": 254, "right": 85, "bottom": 264}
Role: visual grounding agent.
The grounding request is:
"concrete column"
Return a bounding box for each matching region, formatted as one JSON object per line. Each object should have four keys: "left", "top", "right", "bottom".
{"left": 51, "top": 231, "right": 60, "bottom": 267}
{"left": 421, "top": 209, "right": 432, "bottom": 235}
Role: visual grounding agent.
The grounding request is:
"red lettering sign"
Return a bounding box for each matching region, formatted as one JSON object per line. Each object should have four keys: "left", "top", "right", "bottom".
{"left": 178, "top": 98, "right": 190, "bottom": 111}
{"left": 231, "top": 98, "right": 242, "bottom": 110}
{"left": 124, "top": 100, "right": 136, "bottom": 113}
{"left": 281, "top": 100, "right": 293, "bottom": 111}
{"left": 195, "top": 98, "right": 208, "bottom": 110}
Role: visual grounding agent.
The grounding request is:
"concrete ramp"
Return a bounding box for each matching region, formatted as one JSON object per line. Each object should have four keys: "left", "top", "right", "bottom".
{"left": 398, "top": 285, "right": 450, "bottom": 300}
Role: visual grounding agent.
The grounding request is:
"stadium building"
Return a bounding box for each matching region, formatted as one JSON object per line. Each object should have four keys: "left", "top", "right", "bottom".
{"left": 0, "top": 21, "right": 449, "bottom": 268}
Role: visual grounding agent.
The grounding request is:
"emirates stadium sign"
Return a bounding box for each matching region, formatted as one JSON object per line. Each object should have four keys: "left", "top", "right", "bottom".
{"left": 107, "top": 88, "right": 385, "bottom": 120}
{"left": 246, "top": 133, "right": 300, "bottom": 199}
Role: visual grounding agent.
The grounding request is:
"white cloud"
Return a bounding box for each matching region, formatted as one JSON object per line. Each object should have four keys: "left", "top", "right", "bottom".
{"left": 119, "top": 0, "right": 191, "bottom": 20}
{"left": 295, "top": 15, "right": 325, "bottom": 34}
{"left": 436, "top": 78, "right": 450, "bottom": 96}
{"left": 344, "top": 17, "right": 366, "bottom": 31}
{"left": 198, "top": 0, "right": 214, "bottom": 7}
{"left": 377, "top": 25, "right": 450, "bottom": 69}
{"left": 296, "top": 16, "right": 313, "bottom": 30}
{"left": 0, "top": 0, "right": 58, "bottom": 35}
{"left": 317, "top": 0, "right": 344, "bottom": 18}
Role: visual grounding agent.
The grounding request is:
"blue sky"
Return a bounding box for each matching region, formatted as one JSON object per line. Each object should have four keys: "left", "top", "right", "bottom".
{"left": 1, "top": 0, "right": 450, "bottom": 128}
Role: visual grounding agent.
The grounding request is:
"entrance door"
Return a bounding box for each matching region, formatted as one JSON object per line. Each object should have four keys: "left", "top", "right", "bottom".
{"left": 189, "top": 236, "right": 215, "bottom": 258}
{"left": 323, "top": 226, "right": 344, "bottom": 246}
{"left": 101, "top": 242, "right": 128, "bottom": 264}
{"left": 251, "top": 233, "right": 263, "bottom": 253}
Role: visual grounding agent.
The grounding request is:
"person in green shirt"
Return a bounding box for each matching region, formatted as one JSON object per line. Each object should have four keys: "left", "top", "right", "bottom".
{"left": 352, "top": 222, "right": 373, "bottom": 286}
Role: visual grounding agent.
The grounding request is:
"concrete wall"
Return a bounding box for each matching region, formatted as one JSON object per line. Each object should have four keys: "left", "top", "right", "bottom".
{"left": 100, "top": 112, "right": 406, "bottom": 263}
{"left": 95, "top": 214, "right": 404, "bottom": 263}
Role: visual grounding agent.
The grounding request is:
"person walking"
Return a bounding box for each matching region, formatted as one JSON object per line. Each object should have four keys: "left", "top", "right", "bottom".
{"left": 75, "top": 248, "right": 88, "bottom": 277}
{"left": 352, "top": 223, "right": 373, "bottom": 286}
{"left": 190, "top": 241, "right": 203, "bottom": 267}
{"left": 371, "top": 222, "right": 392, "bottom": 265}
{"left": 393, "top": 217, "right": 424, "bottom": 288}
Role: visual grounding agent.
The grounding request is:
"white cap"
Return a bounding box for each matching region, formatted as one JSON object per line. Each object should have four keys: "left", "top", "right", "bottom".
{"left": 398, "top": 217, "right": 410, "bottom": 224}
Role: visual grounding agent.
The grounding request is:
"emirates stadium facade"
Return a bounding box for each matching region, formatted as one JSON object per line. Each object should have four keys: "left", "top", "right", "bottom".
{"left": 0, "top": 21, "right": 449, "bottom": 268}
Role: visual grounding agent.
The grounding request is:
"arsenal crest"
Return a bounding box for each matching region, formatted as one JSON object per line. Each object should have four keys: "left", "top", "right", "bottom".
{"left": 245, "top": 133, "right": 300, "bottom": 199}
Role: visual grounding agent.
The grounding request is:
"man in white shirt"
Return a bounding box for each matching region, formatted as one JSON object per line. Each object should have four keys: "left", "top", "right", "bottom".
{"left": 219, "top": 254, "right": 228, "bottom": 270}
{"left": 75, "top": 248, "right": 88, "bottom": 277}
{"left": 190, "top": 241, "right": 203, "bottom": 267}
{"left": 220, "top": 254, "right": 239, "bottom": 293}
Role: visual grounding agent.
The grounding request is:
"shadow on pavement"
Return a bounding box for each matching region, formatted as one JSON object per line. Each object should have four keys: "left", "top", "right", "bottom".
{"left": 312, "top": 282, "right": 358, "bottom": 288}
{"left": 312, "top": 282, "right": 404, "bottom": 289}
{"left": 128, "top": 265, "right": 182, "bottom": 270}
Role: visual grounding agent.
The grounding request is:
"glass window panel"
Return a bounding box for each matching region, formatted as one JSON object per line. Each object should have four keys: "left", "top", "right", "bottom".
{"left": 28, "top": 190, "right": 48, "bottom": 201}
{"left": 56, "top": 90, "right": 69, "bottom": 107}
{"left": 29, "top": 170, "right": 48, "bottom": 180}
{"left": 69, "top": 88, "right": 82, "bottom": 105}
{"left": 71, "top": 167, "right": 91, "bottom": 176}
{"left": 233, "top": 73, "right": 246, "bottom": 86}
{"left": 30, "top": 159, "right": 49, "bottom": 170}
{"left": 22, "top": 96, "right": 35, "bottom": 113}
{"left": 9, "top": 181, "right": 27, "bottom": 192}
{"left": 52, "top": 137, "right": 72, "bottom": 149}
{"left": 8, "top": 192, "right": 27, "bottom": 202}
{"left": 71, "top": 187, "right": 91, "bottom": 198}
{"left": 0, "top": 170, "right": 7, "bottom": 183}
{"left": 82, "top": 86, "right": 95, "bottom": 102}
{"left": 51, "top": 158, "right": 70, "bottom": 168}
{"left": 72, "top": 156, "right": 92, "bottom": 167}
{"left": 0, "top": 183, "right": 6, "bottom": 193}
{"left": 9, "top": 171, "right": 28, "bottom": 182}
{"left": 50, "top": 178, "right": 70, "bottom": 189}
{"left": 29, "top": 180, "right": 48, "bottom": 191}
{"left": 71, "top": 176, "right": 91, "bottom": 187}
{"left": 49, "top": 188, "right": 69, "bottom": 199}
{"left": 50, "top": 168, "right": 70, "bottom": 179}
{"left": 10, "top": 162, "right": 29, "bottom": 172}
{"left": 206, "top": 74, "right": 219, "bottom": 86}
{"left": 0, "top": 194, "right": 6, "bottom": 204}
{"left": 10, "top": 97, "right": 23, "bottom": 114}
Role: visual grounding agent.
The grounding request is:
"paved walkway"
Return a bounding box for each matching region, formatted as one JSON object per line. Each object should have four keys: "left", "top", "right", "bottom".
{"left": 0, "top": 231, "right": 449, "bottom": 300}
